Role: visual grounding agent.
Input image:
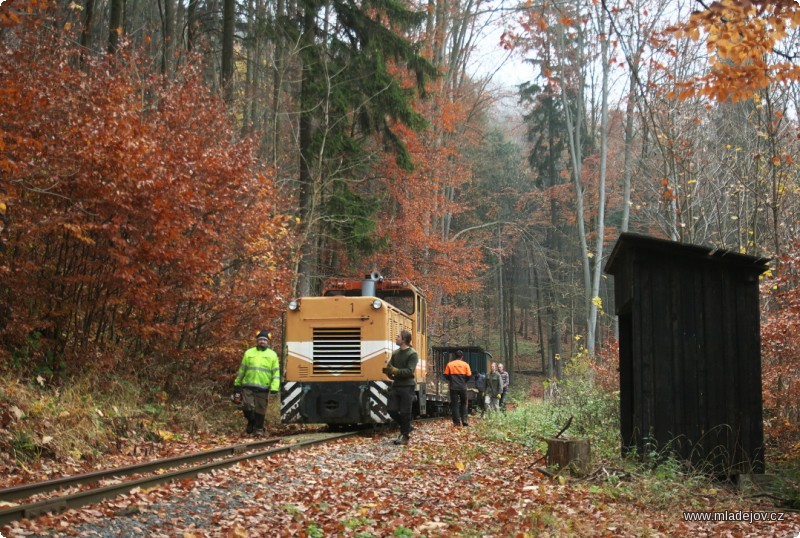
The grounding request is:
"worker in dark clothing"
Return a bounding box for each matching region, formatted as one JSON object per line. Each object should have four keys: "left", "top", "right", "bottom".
{"left": 474, "top": 371, "right": 487, "bottom": 418}
{"left": 444, "top": 350, "right": 472, "bottom": 427}
{"left": 383, "top": 329, "right": 419, "bottom": 445}
{"left": 487, "top": 362, "right": 503, "bottom": 413}
{"left": 498, "top": 363, "right": 510, "bottom": 411}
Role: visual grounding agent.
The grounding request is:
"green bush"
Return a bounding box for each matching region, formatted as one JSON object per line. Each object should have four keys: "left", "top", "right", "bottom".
{"left": 536, "top": 353, "right": 621, "bottom": 459}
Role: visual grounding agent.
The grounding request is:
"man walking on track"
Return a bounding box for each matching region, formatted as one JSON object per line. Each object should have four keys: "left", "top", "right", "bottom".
{"left": 383, "top": 329, "right": 419, "bottom": 445}
{"left": 444, "top": 350, "right": 472, "bottom": 427}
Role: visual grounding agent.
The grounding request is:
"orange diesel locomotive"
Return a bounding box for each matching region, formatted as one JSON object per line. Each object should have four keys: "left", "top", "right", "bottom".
{"left": 280, "top": 273, "right": 443, "bottom": 425}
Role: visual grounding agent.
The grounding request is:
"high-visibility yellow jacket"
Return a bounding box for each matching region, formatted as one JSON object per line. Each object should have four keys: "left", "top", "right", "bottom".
{"left": 234, "top": 346, "right": 280, "bottom": 392}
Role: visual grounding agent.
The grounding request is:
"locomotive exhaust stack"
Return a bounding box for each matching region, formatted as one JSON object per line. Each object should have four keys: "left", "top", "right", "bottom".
{"left": 360, "top": 271, "right": 383, "bottom": 297}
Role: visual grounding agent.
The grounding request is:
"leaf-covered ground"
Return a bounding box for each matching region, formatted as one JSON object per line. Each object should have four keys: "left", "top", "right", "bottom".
{"left": 2, "top": 419, "right": 799, "bottom": 537}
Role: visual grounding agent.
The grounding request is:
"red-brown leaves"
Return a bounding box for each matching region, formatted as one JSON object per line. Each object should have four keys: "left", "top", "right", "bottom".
{"left": 364, "top": 89, "right": 486, "bottom": 299}
{"left": 0, "top": 9, "right": 295, "bottom": 379}
{"left": 761, "top": 242, "right": 800, "bottom": 456}
{"left": 8, "top": 420, "right": 798, "bottom": 536}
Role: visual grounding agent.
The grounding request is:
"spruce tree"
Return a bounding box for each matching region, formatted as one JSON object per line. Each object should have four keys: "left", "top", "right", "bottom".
{"left": 291, "top": 0, "right": 437, "bottom": 294}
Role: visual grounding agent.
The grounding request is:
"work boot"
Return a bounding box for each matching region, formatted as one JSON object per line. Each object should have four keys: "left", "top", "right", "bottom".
{"left": 243, "top": 409, "right": 254, "bottom": 434}
{"left": 393, "top": 435, "right": 409, "bottom": 446}
{"left": 253, "top": 413, "right": 266, "bottom": 437}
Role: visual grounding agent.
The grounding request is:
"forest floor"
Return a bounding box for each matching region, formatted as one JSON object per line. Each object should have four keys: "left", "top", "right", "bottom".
{"left": 1, "top": 372, "right": 799, "bottom": 537}
{"left": 1, "top": 409, "right": 799, "bottom": 536}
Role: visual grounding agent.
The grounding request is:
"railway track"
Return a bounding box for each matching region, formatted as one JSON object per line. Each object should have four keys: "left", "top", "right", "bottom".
{"left": 0, "top": 431, "right": 357, "bottom": 526}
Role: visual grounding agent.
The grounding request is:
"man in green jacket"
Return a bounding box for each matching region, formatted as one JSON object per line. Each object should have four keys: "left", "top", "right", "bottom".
{"left": 486, "top": 362, "right": 503, "bottom": 414}
{"left": 383, "top": 329, "right": 419, "bottom": 446}
{"left": 234, "top": 329, "right": 280, "bottom": 436}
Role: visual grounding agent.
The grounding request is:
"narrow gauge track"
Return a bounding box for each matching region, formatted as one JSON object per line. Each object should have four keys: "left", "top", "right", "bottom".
{"left": 0, "top": 431, "right": 357, "bottom": 526}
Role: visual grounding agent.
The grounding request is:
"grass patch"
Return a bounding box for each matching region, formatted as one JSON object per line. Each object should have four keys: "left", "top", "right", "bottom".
{"left": 0, "top": 372, "right": 248, "bottom": 467}
{"left": 470, "top": 356, "right": 779, "bottom": 512}
{"left": 476, "top": 357, "right": 621, "bottom": 461}
{"left": 763, "top": 458, "right": 800, "bottom": 509}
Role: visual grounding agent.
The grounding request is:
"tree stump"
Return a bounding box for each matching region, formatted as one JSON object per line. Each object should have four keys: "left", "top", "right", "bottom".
{"left": 546, "top": 438, "right": 591, "bottom": 476}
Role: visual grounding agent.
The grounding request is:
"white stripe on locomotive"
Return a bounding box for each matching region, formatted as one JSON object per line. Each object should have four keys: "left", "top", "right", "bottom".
{"left": 286, "top": 339, "right": 393, "bottom": 366}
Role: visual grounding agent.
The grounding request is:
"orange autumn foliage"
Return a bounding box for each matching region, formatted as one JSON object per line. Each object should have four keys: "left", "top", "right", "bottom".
{"left": 365, "top": 91, "right": 485, "bottom": 299}
{"left": 0, "top": 5, "right": 296, "bottom": 385}
{"left": 668, "top": 0, "right": 800, "bottom": 102}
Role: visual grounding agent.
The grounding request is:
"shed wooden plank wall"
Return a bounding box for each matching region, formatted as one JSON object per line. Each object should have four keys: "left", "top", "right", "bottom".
{"left": 606, "top": 233, "right": 767, "bottom": 475}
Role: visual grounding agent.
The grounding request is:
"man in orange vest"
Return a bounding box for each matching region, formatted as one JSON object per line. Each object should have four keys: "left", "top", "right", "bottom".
{"left": 444, "top": 350, "right": 472, "bottom": 427}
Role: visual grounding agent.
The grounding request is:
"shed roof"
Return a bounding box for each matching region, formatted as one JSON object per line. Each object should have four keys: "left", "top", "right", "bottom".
{"left": 604, "top": 233, "right": 770, "bottom": 275}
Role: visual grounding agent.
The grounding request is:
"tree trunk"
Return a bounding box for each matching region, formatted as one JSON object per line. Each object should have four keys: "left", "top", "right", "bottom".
{"left": 547, "top": 438, "right": 591, "bottom": 476}
{"left": 556, "top": 8, "right": 597, "bottom": 356}
{"left": 107, "top": 0, "right": 124, "bottom": 53}
{"left": 534, "top": 266, "right": 546, "bottom": 374}
{"left": 241, "top": 0, "right": 255, "bottom": 134}
{"left": 296, "top": 4, "right": 317, "bottom": 297}
{"left": 160, "top": 0, "right": 175, "bottom": 76}
{"left": 251, "top": 0, "right": 266, "bottom": 134}
{"left": 187, "top": 0, "right": 198, "bottom": 51}
{"left": 269, "top": 0, "right": 287, "bottom": 165}
{"left": 587, "top": 6, "right": 610, "bottom": 355}
{"left": 221, "top": 0, "right": 235, "bottom": 104}
{"left": 506, "top": 256, "right": 515, "bottom": 373}
{"left": 497, "top": 226, "right": 506, "bottom": 367}
{"left": 80, "top": 0, "right": 95, "bottom": 54}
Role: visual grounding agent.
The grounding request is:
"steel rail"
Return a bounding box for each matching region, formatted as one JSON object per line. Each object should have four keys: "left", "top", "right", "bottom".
{"left": 0, "top": 438, "right": 283, "bottom": 503}
{"left": 0, "top": 431, "right": 355, "bottom": 526}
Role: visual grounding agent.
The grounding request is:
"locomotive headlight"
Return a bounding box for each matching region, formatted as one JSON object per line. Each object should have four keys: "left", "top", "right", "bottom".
{"left": 288, "top": 299, "right": 299, "bottom": 311}
{"left": 371, "top": 299, "right": 383, "bottom": 310}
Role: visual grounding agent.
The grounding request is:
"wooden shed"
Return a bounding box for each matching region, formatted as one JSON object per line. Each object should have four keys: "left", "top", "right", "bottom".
{"left": 605, "top": 233, "right": 769, "bottom": 474}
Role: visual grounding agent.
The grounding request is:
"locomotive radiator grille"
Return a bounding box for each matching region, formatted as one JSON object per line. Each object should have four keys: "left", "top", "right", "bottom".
{"left": 312, "top": 327, "right": 362, "bottom": 375}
